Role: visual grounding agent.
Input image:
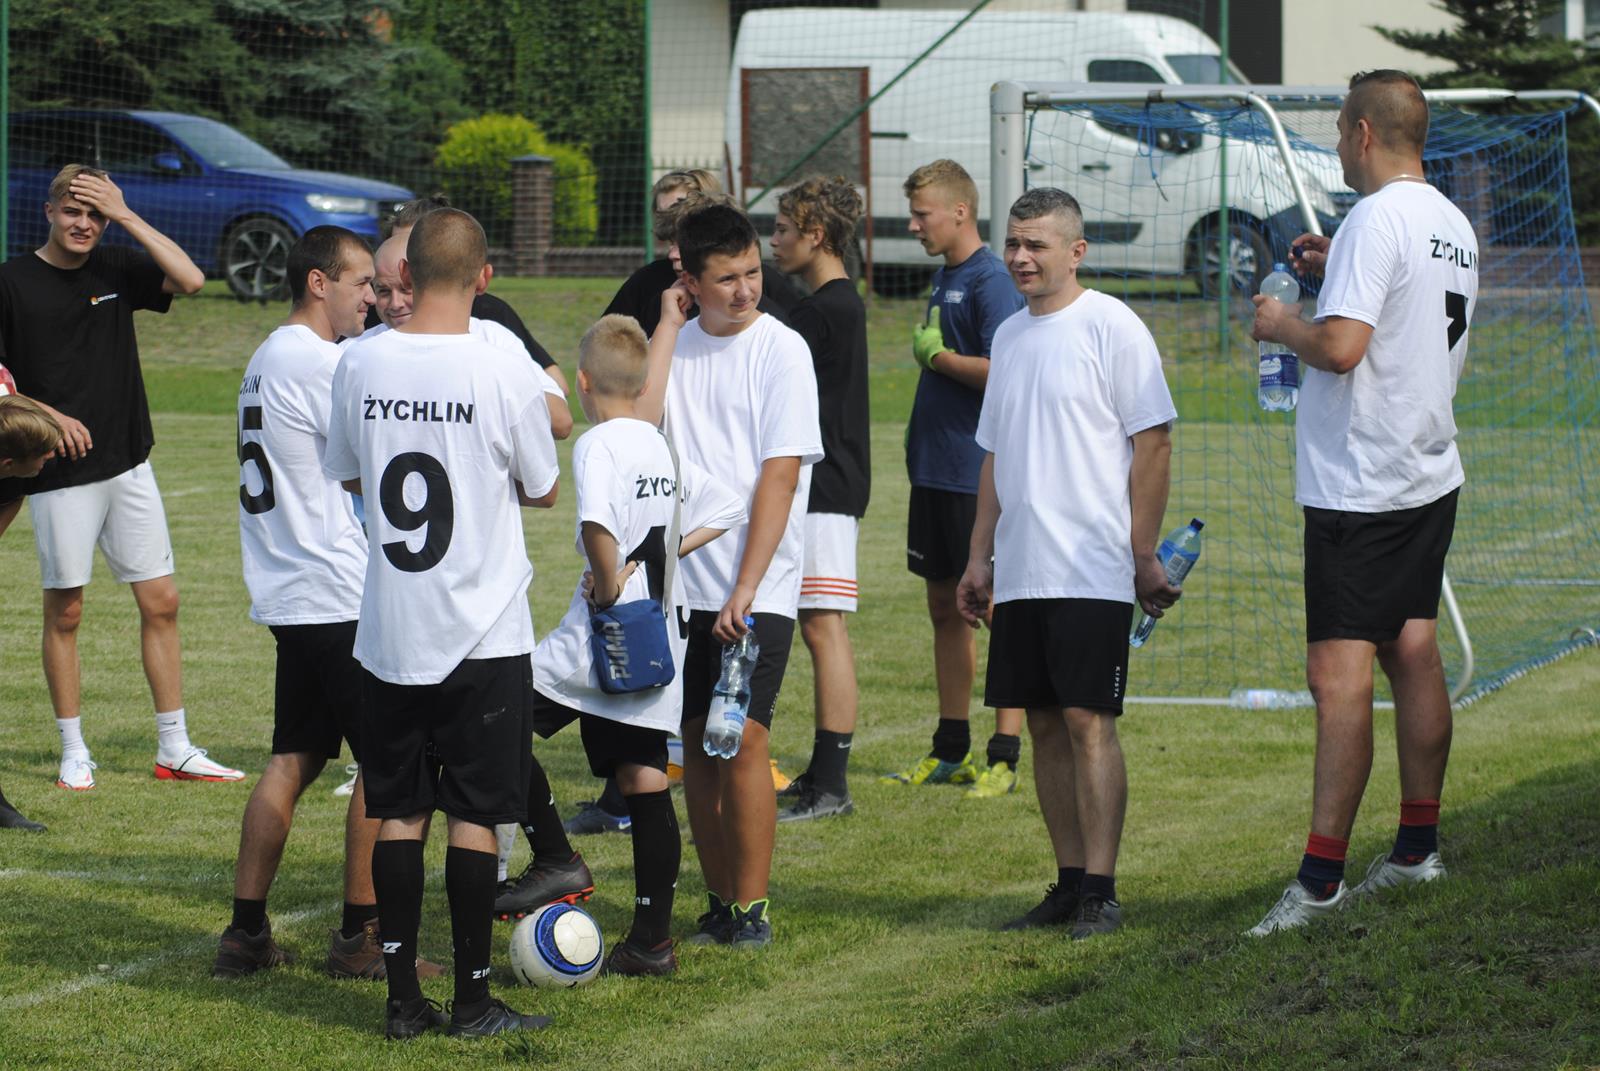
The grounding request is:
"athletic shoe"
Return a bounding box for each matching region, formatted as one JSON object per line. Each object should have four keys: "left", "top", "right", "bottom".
{"left": 332, "top": 763, "right": 358, "bottom": 798}
{"left": 1070, "top": 895, "right": 1123, "bottom": 940}
{"left": 601, "top": 938, "right": 677, "bottom": 977}
{"left": 770, "top": 760, "right": 791, "bottom": 792}
{"left": 56, "top": 755, "right": 97, "bottom": 792}
{"left": 777, "top": 785, "right": 854, "bottom": 823}
{"left": 1350, "top": 851, "right": 1448, "bottom": 896}
{"left": 385, "top": 996, "right": 447, "bottom": 1040}
{"left": 563, "top": 800, "right": 631, "bottom": 836}
{"left": 446, "top": 997, "right": 552, "bottom": 1037}
{"left": 880, "top": 751, "right": 978, "bottom": 786}
{"left": 965, "top": 761, "right": 1019, "bottom": 799}
{"left": 1000, "top": 883, "right": 1079, "bottom": 931}
{"left": 0, "top": 802, "right": 46, "bottom": 832}
{"left": 212, "top": 921, "right": 296, "bottom": 978}
{"left": 776, "top": 769, "right": 812, "bottom": 801}
{"left": 493, "top": 854, "right": 596, "bottom": 920}
{"left": 1248, "top": 880, "right": 1349, "bottom": 937}
{"left": 731, "top": 899, "right": 773, "bottom": 950}
{"left": 686, "top": 895, "right": 737, "bottom": 946}
{"left": 154, "top": 746, "right": 245, "bottom": 782}
{"left": 326, "top": 920, "right": 447, "bottom": 980}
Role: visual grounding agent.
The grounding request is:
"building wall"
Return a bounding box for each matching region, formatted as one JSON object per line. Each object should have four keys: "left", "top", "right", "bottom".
{"left": 650, "top": 0, "right": 730, "bottom": 179}
{"left": 1281, "top": 3, "right": 1458, "bottom": 86}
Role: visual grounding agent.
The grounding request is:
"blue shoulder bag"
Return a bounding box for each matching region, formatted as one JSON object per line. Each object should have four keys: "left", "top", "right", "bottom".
{"left": 589, "top": 435, "right": 680, "bottom": 694}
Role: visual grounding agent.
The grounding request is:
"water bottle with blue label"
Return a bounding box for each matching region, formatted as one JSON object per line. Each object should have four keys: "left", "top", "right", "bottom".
{"left": 1258, "top": 263, "right": 1300, "bottom": 412}
{"left": 1130, "top": 519, "right": 1204, "bottom": 648}
{"left": 703, "top": 617, "right": 760, "bottom": 759}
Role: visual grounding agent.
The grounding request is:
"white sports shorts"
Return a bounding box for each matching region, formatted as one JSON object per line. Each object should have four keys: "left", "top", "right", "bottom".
{"left": 29, "top": 462, "right": 175, "bottom": 589}
{"left": 798, "top": 513, "right": 859, "bottom": 613}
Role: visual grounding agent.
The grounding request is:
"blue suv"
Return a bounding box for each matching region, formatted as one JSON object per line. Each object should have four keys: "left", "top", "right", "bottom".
{"left": 7, "top": 110, "right": 412, "bottom": 300}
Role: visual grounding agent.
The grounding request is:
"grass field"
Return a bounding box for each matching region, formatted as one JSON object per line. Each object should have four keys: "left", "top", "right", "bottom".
{"left": 0, "top": 279, "right": 1596, "bottom": 1069}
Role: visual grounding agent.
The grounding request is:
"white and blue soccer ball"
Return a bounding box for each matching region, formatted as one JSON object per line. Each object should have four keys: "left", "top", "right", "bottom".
{"left": 509, "top": 902, "right": 604, "bottom": 988}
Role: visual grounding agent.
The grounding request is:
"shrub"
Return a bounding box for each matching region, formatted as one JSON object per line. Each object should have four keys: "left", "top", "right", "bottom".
{"left": 433, "top": 113, "right": 597, "bottom": 247}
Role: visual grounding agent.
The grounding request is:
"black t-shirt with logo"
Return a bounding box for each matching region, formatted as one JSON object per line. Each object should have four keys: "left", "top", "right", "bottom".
{"left": 788, "top": 278, "right": 870, "bottom": 518}
{"left": 0, "top": 246, "right": 171, "bottom": 499}
{"left": 604, "top": 257, "right": 799, "bottom": 337}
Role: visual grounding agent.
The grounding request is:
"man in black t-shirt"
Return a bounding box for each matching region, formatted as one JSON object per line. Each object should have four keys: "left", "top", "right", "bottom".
{"left": 0, "top": 165, "right": 244, "bottom": 791}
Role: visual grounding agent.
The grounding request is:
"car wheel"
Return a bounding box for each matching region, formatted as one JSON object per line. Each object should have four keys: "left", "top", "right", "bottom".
{"left": 223, "top": 217, "right": 295, "bottom": 302}
{"left": 1193, "top": 217, "right": 1270, "bottom": 300}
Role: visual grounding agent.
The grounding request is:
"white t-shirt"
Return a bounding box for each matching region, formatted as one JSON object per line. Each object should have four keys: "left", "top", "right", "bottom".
{"left": 533, "top": 418, "right": 746, "bottom": 731}
{"left": 238, "top": 324, "right": 367, "bottom": 625}
{"left": 976, "top": 290, "right": 1177, "bottom": 605}
{"left": 664, "top": 314, "right": 823, "bottom": 616}
{"left": 352, "top": 319, "right": 565, "bottom": 400}
{"left": 323, "top": 328, "right": 560, "bottom": 685}
{"left": 1299, "top": 180, "right": 1477, "bottom": 512}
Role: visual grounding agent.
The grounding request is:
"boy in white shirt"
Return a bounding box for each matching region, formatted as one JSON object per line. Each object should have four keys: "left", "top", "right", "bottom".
{"left": 501, "top": 314, "right": 744, "bottom": 975}
{"left": 324, "top": 209, "right": 560, "bottom": 1039}
{"left": 636, "top": 203, "right": 823, "bottom": 948}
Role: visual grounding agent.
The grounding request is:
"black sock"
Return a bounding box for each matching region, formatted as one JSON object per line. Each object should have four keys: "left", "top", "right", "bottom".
{"left": 808, "top": 730, "right": 853, "bottom": 794}
{"left": 1081, "top": 873, "right": 1117, "bottom": 903}
{"left": 597, "top": 776, "right": 628, "bottom": 817}
{"left": 930, "top": 718, "right": 971, "bottom": 764}
{"left": 445, "top": 845, "right": 498, "bottom": 1010}
{"left": 371, "top": 839, "right": 425, "bottom": 1003}
{"left": 341, "top": 901, "right": 377, "bottom": 940}
{"left": 1057, "top": 866, "right": 1085, "bottom": 894}
{"left": 521, "top": 757, "right": 576, "bottom": 864}
{"left": 986, "top": 732, "right": 1021, "bottom": 769}
{"left": 230, "top": 897, "right": 267, "bottom": 935}
{"left": 624, "top": 790, "right": 680, "bottom": 947}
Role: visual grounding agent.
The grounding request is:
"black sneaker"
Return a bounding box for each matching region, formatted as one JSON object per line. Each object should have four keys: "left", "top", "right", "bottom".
{"left": 447, "top": 996, "right": 553, "bottom": 1037}
{"left": 493, "top": 853, "right": 596, "bottom": 920}
{"left": 385, "top": 996, "right": 447, "bottom": 1040}
{"left": 212, "top": 921, "right": 297, "bottom": 978}
{"left": 685, "top": 894, "right": 737, "bottom": 946}
{"left": 562, "top": 800, "right": 631, "bottom": 836}
{"left": 777, "top": 784, "right": 854, "bottom": 823}
{"left": 1070, "top": 895, "right": 1122, "bottom": 940}
{"left": 0, "top": 801, "right": 46, "bottom": 832}
{"left": 731, "top": 899, "right": 772, "bottom": 950}
{"left": 602, "top": 937, "right": 677, "bottom": 977}
{"left": 1000, "top": 884, "right": 1079, "bottom": 931}
{"left": 776, "top": 769, "right": 812, "bottom": 800}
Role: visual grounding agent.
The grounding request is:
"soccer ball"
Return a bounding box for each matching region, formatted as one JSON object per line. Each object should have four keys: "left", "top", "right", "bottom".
{"left": 508, "top": 903, "right": 603, "bottom": 988}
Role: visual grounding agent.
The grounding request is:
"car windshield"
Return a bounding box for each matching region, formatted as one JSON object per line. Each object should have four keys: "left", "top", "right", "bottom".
{"left": 1167, "top": 54, "right": 1249, "bottom": 85}
{"left": 158, "top": 117, "right": 289, "bottom": 169}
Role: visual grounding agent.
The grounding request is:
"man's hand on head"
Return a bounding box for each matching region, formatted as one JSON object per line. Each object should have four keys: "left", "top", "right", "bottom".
{"left": 67, "top": 173, "right": 132, "bottom": 226}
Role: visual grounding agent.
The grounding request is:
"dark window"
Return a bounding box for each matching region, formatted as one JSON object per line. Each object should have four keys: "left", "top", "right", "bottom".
{"left": 1087, "top": 59, "right": 1164, "bottom": 84}
{"left": 98, "top": 117, "right": 188, "bottom": 175}
{"left": 9, "top": 116, "right": 97, "bottom": 172}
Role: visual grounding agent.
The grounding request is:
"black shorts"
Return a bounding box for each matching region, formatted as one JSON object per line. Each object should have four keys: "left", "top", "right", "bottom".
{"left": 681, "top": 610, "right": 795, "bottom": 731}
{"left": 1303, "top": 488, "right": 1458, "bottom": 644}
{"left": 359, "top": 655, "right": 533, "bottom": 827}
{"left": 529, "top": 692, "right": 669, "bottom": 779}
{"left": 268, "top": 621, "right": 363, "bottom": 761}
{"left": 984, "top": 598, "right": 1133, "bottom": 714}
{"left": 907, "top": 486, "right": 977, "bottom": 581}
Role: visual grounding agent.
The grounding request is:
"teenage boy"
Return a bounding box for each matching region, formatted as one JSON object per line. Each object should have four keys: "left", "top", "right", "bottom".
{"left": 636, "top": 202, "right": 822, "bottom": 948}
{"left": 768, "top": 176, "right": 871, "bottom": 822}
{"left": 325, "top": 209, "right": 560, "bottom": 1038}
{"left": 0, "top": 391, "right": 64, "bottom": 831}
{"left": 214, "top": 227, "right": 443, "bottom": 984}
{"left": 503, "top": 314, "right": 744, "bottom": 974}
{"left": 0, "top": 165, "right": 242, "bottom": 790}
{"left": 958, "top": 188, "right": 1179, "bottom": 939}
{"left": 887, "top": 159, "right": 1026, "bottom": 797}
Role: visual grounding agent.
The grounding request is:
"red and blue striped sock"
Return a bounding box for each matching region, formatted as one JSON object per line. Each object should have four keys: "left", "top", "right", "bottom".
{"left": 1296, "top": 833, "right": 1347, "bottom": 900}
{"left": 1391, "top": 799, "right": 1440, "bottom": 864}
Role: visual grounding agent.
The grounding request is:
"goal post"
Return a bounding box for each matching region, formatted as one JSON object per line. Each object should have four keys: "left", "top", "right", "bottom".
{"left": 989, "top": 81, "right": 1600, "bottom": 708}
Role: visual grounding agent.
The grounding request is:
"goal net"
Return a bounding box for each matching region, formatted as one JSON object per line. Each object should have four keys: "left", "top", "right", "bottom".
{"left": 993, "top": 84, "right": 1600, "bottom": 704}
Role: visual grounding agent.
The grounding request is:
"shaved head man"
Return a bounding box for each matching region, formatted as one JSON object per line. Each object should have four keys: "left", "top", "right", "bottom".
{"left": 371, "top": 236, "right": 413, "bottom": 329}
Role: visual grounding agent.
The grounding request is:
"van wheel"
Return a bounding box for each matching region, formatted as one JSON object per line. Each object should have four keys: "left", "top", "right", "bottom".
{"left": 1192, "top": 218, "right": 1270, "bottom": 299}
{"left": 223, "top": 217, "right": 295, "bottom": 302}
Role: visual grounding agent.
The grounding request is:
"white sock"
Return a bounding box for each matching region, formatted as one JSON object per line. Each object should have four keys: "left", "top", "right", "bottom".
{"left": 57, "top": 717, "right": 89, "bottom": 759}
{"left": 496, "top": 823, "right": 518, "bottom": 882}
{"left": 155, "top": 708, "right": 191, "bottom": 755}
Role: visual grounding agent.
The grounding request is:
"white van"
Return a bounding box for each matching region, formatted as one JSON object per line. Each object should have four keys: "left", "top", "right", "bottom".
{"left": 726, "top": 8, "right": 1348, "bottom": 292}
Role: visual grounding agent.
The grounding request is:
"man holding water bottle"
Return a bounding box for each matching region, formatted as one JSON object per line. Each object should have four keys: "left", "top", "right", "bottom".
{"left": 957, "top": 187, "right": 1178, "bottom": 939}
{"left": 1247, "top": 70, "right": 1477, "bottom": 935}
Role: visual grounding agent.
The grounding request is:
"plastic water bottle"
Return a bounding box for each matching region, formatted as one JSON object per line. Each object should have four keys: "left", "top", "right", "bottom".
{"left": 1130, "top": 518, "right": 1204, "bottom": 648}
{"left": 1258, "top": 263, "right": 1300, "bottom": 412}
{"left": 703, "top": 617, "right": 760, "bottom": 759}
{"left": 1229, "top": 687, "right": 1314, "bottom": 710}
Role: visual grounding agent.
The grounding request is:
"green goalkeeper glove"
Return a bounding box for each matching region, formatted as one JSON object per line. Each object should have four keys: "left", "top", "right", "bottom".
{"left": 912, "top": 306, "right": 946, "bottom": 370}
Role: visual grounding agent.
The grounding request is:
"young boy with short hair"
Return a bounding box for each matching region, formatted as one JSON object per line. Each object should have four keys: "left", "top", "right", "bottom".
{"left": 0, "top": 390, "right": 63, "bottom": 831}
{"left": 506, "top": 314, "right": 744, "bottom": 975}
